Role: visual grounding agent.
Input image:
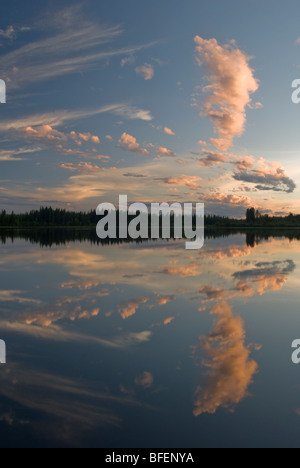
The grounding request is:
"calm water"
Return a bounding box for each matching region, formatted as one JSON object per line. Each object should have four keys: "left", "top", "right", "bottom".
{"left": 1, "top": 230, "right": 300, "bottom": 448}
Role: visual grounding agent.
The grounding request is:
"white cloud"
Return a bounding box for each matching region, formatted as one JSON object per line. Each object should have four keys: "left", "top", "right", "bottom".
{"left": 0, "top": 6, "right": 156, "bottom": 88}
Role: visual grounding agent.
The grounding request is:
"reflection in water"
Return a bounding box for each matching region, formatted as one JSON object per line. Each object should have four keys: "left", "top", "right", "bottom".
{"left": 199, "top": 260, "right": 295, "bottom": 303}
{"left": 0, "top": 361, "right": 152, "bottom": 444}
{"left": 233, "top": 260, "right": 295, "bottom": 296}
{"left": 162, "top": 261, "right": 202, "bottom": 277}
{"left": 118, "top": 297, "right": 150, "bottom": 320}
{"left": 194, "top": 258, "right": 295, "bottom": 416}
{"left": 2, "top": 227, "right": 300, "bottom": 247}
{"left": 0, "top": 230, "right": 299, "bottom": 446}
{"left": 193, "top": 301, "right": 258, "bottom": 416}
{"left": 135, "top": 372, "right": 154, "bottom": 389}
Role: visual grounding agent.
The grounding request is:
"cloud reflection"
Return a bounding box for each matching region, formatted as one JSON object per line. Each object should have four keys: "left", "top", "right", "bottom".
{"left": 0, "top": 361, "right": 153, "bottom": 445}
{"left": 194, "top": 301, "right": 258, "bottom": 416}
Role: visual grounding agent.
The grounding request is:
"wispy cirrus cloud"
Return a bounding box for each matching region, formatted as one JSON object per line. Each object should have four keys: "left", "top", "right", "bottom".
{"left": 58, "top": 162, "right": 104, "bottom": 174}
{"left": 112, "top": 105, "right": 153, "bottom": 121}
{"left": 0, "top": 104, "right": 153, "bottom": 132}
{"left": 194, "top": 36, "right": 259, "bottom": 150}
{"left": 0, "top": 25, "right": 30, "bottom": 43}
{"left": 0, "top": 290, "right": 41, "bottom": 305}
{"left": 0, "top": 148, "right": 40, "bottom": 161}
{"left": 1, "top": 6, "right": 157, "bottom": 89}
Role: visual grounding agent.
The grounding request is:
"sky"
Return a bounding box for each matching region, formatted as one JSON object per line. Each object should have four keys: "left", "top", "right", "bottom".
{"left": 1, "top": 0, "right": 300, "bottom": 217}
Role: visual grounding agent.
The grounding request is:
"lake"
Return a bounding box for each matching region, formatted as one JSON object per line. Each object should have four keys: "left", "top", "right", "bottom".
{"left": 0, "top": 229, "right": 300, "bottom": 448}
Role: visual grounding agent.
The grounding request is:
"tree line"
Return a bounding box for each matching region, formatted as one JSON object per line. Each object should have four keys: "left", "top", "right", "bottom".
{"left": 1, "top": 206, "right": 300, "bottom": 228}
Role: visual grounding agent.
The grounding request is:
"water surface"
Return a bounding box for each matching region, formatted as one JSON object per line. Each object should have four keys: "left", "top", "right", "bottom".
{"left": 0, "top": 230, "right": 300, "bottom": 448}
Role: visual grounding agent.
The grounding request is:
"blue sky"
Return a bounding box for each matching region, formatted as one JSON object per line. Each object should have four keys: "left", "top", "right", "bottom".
{"left": 1, "top": 0, "right": 300, "bottom": 216}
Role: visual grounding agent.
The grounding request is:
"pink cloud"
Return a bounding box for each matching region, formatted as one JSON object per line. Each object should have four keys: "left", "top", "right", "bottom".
{"left": 193, "top": 301, "right": 258, "bottom": 416}
{"left": 164, "top": 317, "right": 175, "bottom": 326}
{"left": 58, "top": 162, "right": 102, "bottom": 173}
{"left": 231, "top": 155, "right": 255, "bottom": 171}
{"left": 249, "top": 101, "right": 263, "bottom": 110}
{"left": 70, "top": 131, "right": 100, "bottom": 145}
{"left": 164, "top": 127, "right": 175, "bottom": 136}
{"left": 194, "top": 36, "right": 259, "bottom": 150}
{"left": 24, "top": 125, "right": 66, "bottom": 142}
{"left": 202, "top": 192, "right": 256, "bottom": 209}
{"left": 118, "top": 297, "right": 150, "bottom": 320}
{"left": 135, "top": 63, "right": 154, "bottom": 80}
{"left": 156, "top": 146, "right": 176, "bottom": 157}
{"left": 22, "top": 126, "right": 102, "bottom": 160}
{"left": 156, "top": 295, "right": 176, "bottom": 306}
{"left": 118, "top": 132, "right": 150, "bottom": 156}
{"left": 163, "top": 261, "right": 201, "bottom": 278}
{"left": 78, "top": 133, "right": 100, "bottom": 144}
{"left": 87, "top": 154, "right": 111, "bottom": 161}
{"left": 199, "top": 150, "right": 227, "bottom": 167}
{"left": 162, "top": 175, "right": 202, "bottom": 190}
